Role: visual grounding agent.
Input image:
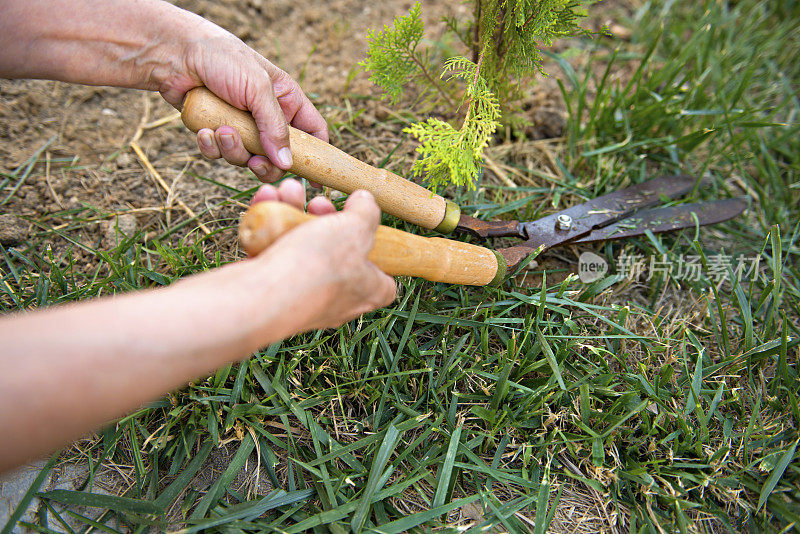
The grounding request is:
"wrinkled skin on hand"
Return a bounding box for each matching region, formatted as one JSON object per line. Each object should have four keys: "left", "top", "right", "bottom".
{"left": 0, "top": 0, "right": 326, "bottom": 183}
{"left": 161, "top": 33, "right": 329, "bottom": 183}
{"left": 245, "top": 179, "right": 397, "bottom": 332}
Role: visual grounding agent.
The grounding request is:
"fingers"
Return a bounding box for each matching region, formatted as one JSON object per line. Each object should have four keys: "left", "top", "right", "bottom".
{"left": 197, "top": 126, "right": 249, "bottom": 166}
{"left": 343, "top": 190, "right": 381, "bottom": 226}
{"left": 250, "top": 183, "right": 278, "bottom": 205}
{"left": 276, "top": 179, "right": 305, "bottom": 210}
{"left": 271, "top": 71, "right": 329, "bottom": 143}
{"left": 247, "top": 184, "right": 395, "bottom": 330}
{"left": 341, "top": 190, "right": 382, "bottom": 245}
{"left": 244, "top": 66, "right": 327, "bottom": 172}
{"left": 246, "top": 72, "right": 294, "bottom": 172}
{"left": 251, "top": 179, "right": 306, "bottom": 210}
{"left": 251, "top": 186, "right": 376, "bottom": 220}
{"left": 369, "top": 269, "right": 398, "bottom": 308}
{"left": 176, "top": 37, "right": 329, "bottom": 178}
{"left": 247, "top": 155, "right": 284, "bottom": 183}
{"left": 307, "top": 196, "right": 336, "bottom": 215}
{"left": 250, "top": 180, "right": 337, "bottom": 215}
{"left": 198, "top": 127, "right": 285, "bottom": 183}
{"left": 342, "top": 191, "right": 394, "bottom": 308}
{"left": 196, "top": 129, "right": 220, "bottom": 159}
{"left": 214, "top": 126, "right": 251, "bottom": 166}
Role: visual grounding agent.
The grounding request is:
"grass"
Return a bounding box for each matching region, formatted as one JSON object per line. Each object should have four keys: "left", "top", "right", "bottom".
{"left": 2, "top": 0, "right": 800, "bottom": 531}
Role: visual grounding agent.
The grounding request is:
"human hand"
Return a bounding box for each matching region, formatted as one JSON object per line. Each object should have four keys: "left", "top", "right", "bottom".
{"left": 0, "top": 0, "right": 326, "bottom": 184}
{"left": 160, "top": 25, "right": 328, "bottom": 183}
{"left": 0, "top": 0, "right": 325, "bottom": 182}
{"left": 246, "top": 179, "right": 396, "bottom": 332}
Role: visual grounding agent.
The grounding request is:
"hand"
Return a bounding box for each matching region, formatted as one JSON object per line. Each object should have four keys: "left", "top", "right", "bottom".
{"left": 0, "top": 0, "right": 326, "bottom": 183}
{"left": 246, "top": 179, "right": 397, "bottom": 332}
{"left": 0, "top": 179, "right": 393, "bottom": 473}
{"left": 160, "top": 27, "right": 328, "bottom": 183}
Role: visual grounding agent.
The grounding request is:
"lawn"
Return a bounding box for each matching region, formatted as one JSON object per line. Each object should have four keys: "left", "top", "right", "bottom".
{"left": 2, "top": 0, "right": 799, "bottom": 532}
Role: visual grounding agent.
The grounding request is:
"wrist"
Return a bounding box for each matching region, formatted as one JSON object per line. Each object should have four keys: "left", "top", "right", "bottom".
{"left": 235, "top": 249, "right": 337, "bottom": 343}
{"left": 170, "top": 254, "right": 323, "bottom": 358}
{"left": 110, "top": 2, "right": 227, "bottom": 94}
{"left": 145, "top": 7, "right": 230, "bottom": 93}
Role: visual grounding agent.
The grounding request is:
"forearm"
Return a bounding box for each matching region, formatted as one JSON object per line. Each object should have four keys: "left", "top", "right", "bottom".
{"left": 0, "top": 0, "right": 219, "bottom": 90}
{"left": 0, "top": 258, "right": 302, "bottom": 473}
{"left": 0, "top": 183, "right": 393, "bottom": 473}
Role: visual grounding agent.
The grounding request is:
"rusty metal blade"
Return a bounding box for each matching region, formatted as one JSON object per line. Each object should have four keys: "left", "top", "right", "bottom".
{"left": 495, "top": 197, "right": 748, "bottom": 270}
{"left": 456, "top": 214, "right": 524, "bottom": 239}
{"left": 568, "top": 197, "right": 748, "bottom": 244}
{"left": 455, "top": 174, "right": 698, "bottom": 240}
{"left": 516, "top": 174, "right": 698, "bottom": 250}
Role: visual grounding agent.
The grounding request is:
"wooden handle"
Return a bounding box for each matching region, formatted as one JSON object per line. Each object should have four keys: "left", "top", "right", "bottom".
{"left": 239, "top": 202, "right": 505, "bottom": 287}
{"left": 181, "top": 87, "right": 460, "bottom": 233}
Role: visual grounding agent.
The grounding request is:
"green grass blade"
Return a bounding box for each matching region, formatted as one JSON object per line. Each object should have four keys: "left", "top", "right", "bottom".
{"left": 368, "top": 494, "right": 479, "bottom": 534}
{"left": 758, "top": 438, "right": 799, "bottom": 513}
{"left": 178, "top": 489, "right": 313, "bottom": 534}
{"left": 432, "top": 423, "right": 462, "bottom": 509}
{"left": 533, "top": 460, "right": 551, "bottom": 534}
{"left": 536, "top": 328, "right": 565, "bottom": 391}
{"left": 190, "top": 434, "right": 255, "bottom": 519}
{"left": 351, "top": 423, "right": 402, "bottom": 534}
{"left": 1, "top": 455, "right": 59, "bottom": 534}
{"left": 37, "top": 490, "right": 160, "bottom": 515}
{"left": 153, "top": 441, "right": 213, "bottom": 510}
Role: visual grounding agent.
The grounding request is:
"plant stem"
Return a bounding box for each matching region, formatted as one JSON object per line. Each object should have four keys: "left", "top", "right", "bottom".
{"left": 522, "top": 2, "right": 541, "bottom": 30}
{"left": 473, "top": 46, "right": 486, "bottom": 87}
{"left": 462, "top": 47, "right": 487, "bottom": 126}
{"left": 495, "top": 3, "right": 509, "bottom": 79}
{"left": 472, "top": 0, "right": 482, "bottom": 64}
{"left": 405, "top": 46, "right": 456, "bottom": 108}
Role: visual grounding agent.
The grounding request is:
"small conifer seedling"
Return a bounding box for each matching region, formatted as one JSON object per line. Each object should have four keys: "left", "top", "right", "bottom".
{"left": 360, "top": 1, "right": 591, "bottom": 190}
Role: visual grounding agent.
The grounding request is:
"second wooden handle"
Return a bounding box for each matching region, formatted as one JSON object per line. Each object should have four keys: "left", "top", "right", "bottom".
{"left": 239, "top": 202, "right": 505, "bottom": 287}
{"left": 181, "top": 88, "right": 460, "bottom": 233}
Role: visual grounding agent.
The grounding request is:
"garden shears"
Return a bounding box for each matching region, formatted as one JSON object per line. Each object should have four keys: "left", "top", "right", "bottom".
{"left": 181, "top": 88, "right": 748, "bottom": 286}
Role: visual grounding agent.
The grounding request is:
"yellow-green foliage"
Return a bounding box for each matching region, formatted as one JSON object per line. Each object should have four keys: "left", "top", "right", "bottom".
{"left": 361, "top": 1, "right": 589, "bottom": 190}
{"left": 405, "top": 58, "right": 500, "bottom": 190}
{"left": 359, "top": 3, "right": 424, "bottom": 105}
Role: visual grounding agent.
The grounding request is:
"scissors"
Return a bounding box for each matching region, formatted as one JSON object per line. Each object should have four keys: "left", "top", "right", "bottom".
{"left": 181, "top": 88, "right": 747, "bottom": 287}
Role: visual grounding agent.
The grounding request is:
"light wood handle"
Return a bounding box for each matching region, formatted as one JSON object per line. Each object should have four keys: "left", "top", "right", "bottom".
{"left": 239, "top": 202, "right": 505, "bottom": 286}
{"left": 181, "top": 87, "right": 460, "bottom": 233}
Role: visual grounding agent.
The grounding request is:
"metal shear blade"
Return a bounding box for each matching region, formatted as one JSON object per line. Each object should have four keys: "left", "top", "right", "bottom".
{"left": 455, "top": 174, "right": 748, "bottom": 270}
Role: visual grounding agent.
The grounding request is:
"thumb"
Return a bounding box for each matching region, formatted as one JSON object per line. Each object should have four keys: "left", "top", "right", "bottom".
{"left": 342, "top": 190, "right": 381, "bottom": 231}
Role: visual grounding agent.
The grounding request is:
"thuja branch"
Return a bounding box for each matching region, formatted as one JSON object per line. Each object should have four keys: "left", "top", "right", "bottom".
{"left": 403, "top": 46, "right": 456, "bottom": 109}
{"left": 360, "top": 1, "right": 590, "bottom": 189}
{"left": 462, "top": 47, "right": 486, "bottom": 124}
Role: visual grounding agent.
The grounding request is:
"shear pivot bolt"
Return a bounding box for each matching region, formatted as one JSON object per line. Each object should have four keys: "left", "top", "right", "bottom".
{"left": 557, "top": 214, "right": 572, "bottom": 231}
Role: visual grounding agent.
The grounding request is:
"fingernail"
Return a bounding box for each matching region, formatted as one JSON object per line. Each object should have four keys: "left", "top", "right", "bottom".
{"left": 251, "top": 162, "right": 267, "bottom": 178}
{"left": 220, "top": 133, "right": 235, "bottom": 150}
{"left": 351, "top": 190, "right": 371, "bottom": 199}
{"left": 277, "top": 147, "right": 293, "bottom": 168}
{"left": 198, "top": 131, "right": 213, "bottom": 149}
